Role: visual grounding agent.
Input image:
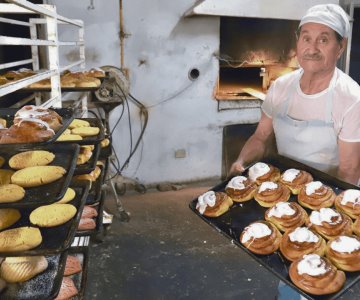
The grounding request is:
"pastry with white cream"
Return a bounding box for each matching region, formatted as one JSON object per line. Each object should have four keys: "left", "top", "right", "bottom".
{"left": 279, "top": 168, "right": 313, "bottom": 195}
{"left": 196, "top": 191, "right": 233, "bottom": 217}
{"left": 334, "top": 189, "right": 360, "bottom": 219}
{"left": 254, "top": 181, "right": 290, "bottom": 207}
{"left": 225, "top": 176, "right": 256, "bottom": 202}
{"left": 247, "top": 162, "right": 280, "bottom": 185}
{"left": 297, "top": 181, "right": 336, "bottom": 210}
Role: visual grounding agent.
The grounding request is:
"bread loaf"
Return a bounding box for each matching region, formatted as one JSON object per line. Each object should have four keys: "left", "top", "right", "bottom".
{"left": 9, "top": 150, "right": 55, "bottom": 170}
{"left": 0, "top": 208, "right": 21, "bottom": 230}
{"left": 0, "top": 184, "right": 25, "bottom": 203}
{"left": 71, "top": 126, "right": 100, "bottom": 137}
{"left": 0, "top": 227, "right": 42, "bottom": 252}
{"left": 30, "top": 204, "right": 77, "bottom": 227}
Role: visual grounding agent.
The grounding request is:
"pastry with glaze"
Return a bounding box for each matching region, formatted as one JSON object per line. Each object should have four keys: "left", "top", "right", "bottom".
{"left": 279, "top": 168, "right": 313, "bottom": 195}
{"left": 225, "top": 175, "right": 256, "bottom": 202}
{"left": 254, "top": 181, "right": 290, "bottom": 207}
{"left": 297, "top": 181, "right": 336, "bottom": 210}
{"left": 334, "top": 189, "right": 360, "bottom": 219}
{"left": 196, "top": 191, "right": 233, "bottom": 217}
{"left": 247, "top": 162, "right": 280, "bottom": 185}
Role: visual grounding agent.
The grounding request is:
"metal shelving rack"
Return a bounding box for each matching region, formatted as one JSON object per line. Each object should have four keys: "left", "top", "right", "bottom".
{"left": 0, "top": 0, "right": 85, "bottom": 107}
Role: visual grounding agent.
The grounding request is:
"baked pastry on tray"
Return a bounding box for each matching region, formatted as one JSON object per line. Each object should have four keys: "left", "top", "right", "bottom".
{"left": 196, "top": 191, "right": 233, "bottom": 217}
{"left": 289, "top": 254, "right": 346, "bottom": 295}
{"left": 279, "top": 168, "right": 313, "bottom": 195}
{"left": 307, "top": 208, "right": 352, "bottom": 240}
{"left": 254, "top": 181, "right": 290, "bottom": 207}
{"left": 325, "top": 235, "right": 360, "bottom": 272}
{"left": 247, "top": 162, "right": 280, "bottom": 185}
{"left": 335, "top": 189, "right": 360, "bottom": 219}
{"left": 297, "top": 181, "right": 336, "bottom": 210}
{"left": 225, "top": 175, "right": 256, "bottom": 202}
{"left": 265, "top": 201, "right": 308, "bottom": 232}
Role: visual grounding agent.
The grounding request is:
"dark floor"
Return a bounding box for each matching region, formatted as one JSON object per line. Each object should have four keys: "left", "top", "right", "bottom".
{"left": 84, "top": 182, "right": 360, "bottom": 300}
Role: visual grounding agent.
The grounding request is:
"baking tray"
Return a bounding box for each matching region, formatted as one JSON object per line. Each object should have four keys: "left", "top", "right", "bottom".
{"left": 189, "top": 155, "right": 360, "bottom": 300}
{"left": 0, "top": 107, "right": 74, "bottom": 147}
{"left": 85, "top": 165, "right": 105, "bottom": 205}
{"left": 0, "top": 251, "right": 68, "bottom": 300}
{"left": 0, "top": 180, "right": 90, "bottom": 256}
{"left": 74, "top": 143, "right": 101, "bottom": 175}
{"left": 0, "top": 143, "right": 80, "bottom": 208}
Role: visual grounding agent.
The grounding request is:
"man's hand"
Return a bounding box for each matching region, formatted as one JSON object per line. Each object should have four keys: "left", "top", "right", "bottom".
{"left": 229, "top": 160, "right": 245, "bottom": 176}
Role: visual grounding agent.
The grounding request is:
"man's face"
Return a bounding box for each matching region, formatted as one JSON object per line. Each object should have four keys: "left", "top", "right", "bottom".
{"left": 296, "top": 22, "right": 345, "bottom": 76}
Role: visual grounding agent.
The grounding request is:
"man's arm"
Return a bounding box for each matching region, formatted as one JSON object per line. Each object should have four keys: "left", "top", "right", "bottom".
{"left": 338, "top": 140, "right": 360, "bottom": 185}
{"left": 229, "top": 112, "right": 274, "bottom": 175}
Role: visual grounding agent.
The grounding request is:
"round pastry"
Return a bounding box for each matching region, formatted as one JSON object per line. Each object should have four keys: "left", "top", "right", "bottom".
{"left": 265, "top": 201, "right": 308, "bottom": 232}
{"left": 0, "top": 184, "right": 25, "bottom": 203}
{"left": 335, "top": 189, "right": 360, "bottom": 219}
{"left": 225, "top": 175, "right": 257, "bottom": 202}
{"left": 248, "top": 162, "right": 280, "bottom": 185}
{"left": 325, "top": 235, "right": 360, "bottom": 272}
{"left": 280, "top": 227, "right": 326, "bottom": 262}
{"left": 30, "top": 203, "right": 77, "bottom": 227}
{"left": 240, "top": 220, "right": 282, "bottom": 255}
{"left": 196, "top": 191, "right": 233, "bottom": 217}
{"left": 9, "top": 150, "right": 55, "bottom": 170}
{"left": 279, "top": 168, "right": 313, "bottom": 195}
{"left": 307, "top": 208, "right": 352, "bottom": 240}
{"left": 289, "top": 254, "right": 345, "bottom": 295}
{"left": 298, "top": 181, "right": 336, "bottom": 210}
{"left": 0, "top": 226, "right": 42, "bottom": 252}
{"left": 254, "top": 181, "right": 290, "bottom": 207}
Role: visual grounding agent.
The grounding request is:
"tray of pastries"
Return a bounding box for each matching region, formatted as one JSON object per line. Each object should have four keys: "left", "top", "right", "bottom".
{"left": 0, "top": 251, "right": 68, "bottom": 300}
{"left": 74, "top": 143, "right": 101, "bottom": 175}
{"left": 0, "top": 180, "right": 90, "bottom": 257}
{"left": 0, "top": 144, "right": 79, "bottom": 208}
{"left": 189, "top": 155, "right": 360, "bottom": 300}
{"left": 0, "top": 106, "right": 74, "bottom": 147}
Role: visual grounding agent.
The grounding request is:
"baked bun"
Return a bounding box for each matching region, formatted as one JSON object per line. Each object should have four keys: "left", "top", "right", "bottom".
{"left": 57, "top": 187, "right": 76, "bottom": 204}
{"left": 0, "top": 256, "right": 48, "bottom": 283}
{"left": 0, "top": 226, "right": 42, "bottom": 252}
{"left": 335, "top": 189, "right": 360, "bottom": 219}
{"left": 279, "top": 168, "right": 313, "bottom": 195}
{"left": 289, "top": 254, "right": 345, "bottom": 295}
{"left": 225, "top": 176, "right": 256, "bottom": 202}
{"left": 69, "top": 118, "right": 90, "bottom": 129}
{"left": 0, "top": 208, "right": 21, "bottom": 230}
{"left": 240, "top": 220, "right": 282, "bottom": 255}
{"left": 56, "top": 133, "right": 83, "bottom": 141}
{"left": 84, "top": 68, "right": 105, "bottom": 78}
{"left": 325, "top": 235, "right": 360, "bottom": 272}
{"left": 307, "top": 208, "right": 352, "bottom": 240}
{"left": 9, "top": 150, "right": 55, "bottom": 170}
{"left": 30, "top": 204, "right": 77, "bottom": 227}
{"left": 28, "top": 79, "right": 51, "bottom": 88}
{"left": 74, "top": 165, "right": 101, "bottom": 182}
{"left": 64, "top": 255, "right": 82, "bottom": 276}
{"left": 248, "top": 162, "right": 280, "bottom": 185}
{"left": 0, "top": 169, "right": 15, "bottom": 185}
{"left": 100, "top": 138, "right": 110, "bottom": 148}
{"left": 71, "top": 126, "right": 100, "bottom": 137}
{"left": 54, "top": 276, "right": 78, "bottom": 300}
{"left": 77, "top": 145, "right": 93, "bottom": 165}
{"left": 196, "top": 191, "right": 233, "bottom": 217}
{"left": 78, "top": 217, "right": 96, "bottom": 231}
{"left": 265, "top": 201, "right": 308, "bottom": 232}
{"left": 280, "top": 227, "right": 326, "bottom": 262}
{"left": 0, "top": 184, "right": 25, "bottom": 203}
{"left": 254, "top": 181, "right": 290, "bottom": 207}
{"left": 298, "top": 181, "right": 336, "bottom": 210}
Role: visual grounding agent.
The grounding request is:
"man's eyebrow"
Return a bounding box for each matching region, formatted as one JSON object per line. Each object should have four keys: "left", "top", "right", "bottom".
{"left": 300, "top": 29, "right": 332, "bottom": 36}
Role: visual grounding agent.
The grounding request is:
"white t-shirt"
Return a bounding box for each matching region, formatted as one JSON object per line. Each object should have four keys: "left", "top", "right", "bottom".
{"left": 262, "top": 68, "right": 360, "bottom": 142}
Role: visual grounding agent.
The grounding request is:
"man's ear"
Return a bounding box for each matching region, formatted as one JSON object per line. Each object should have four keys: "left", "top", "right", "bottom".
{"left": 338, "top": 38, "right": 347, "bottom": 59}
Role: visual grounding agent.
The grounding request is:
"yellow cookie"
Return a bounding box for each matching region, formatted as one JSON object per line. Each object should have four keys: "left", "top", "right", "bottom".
{"left": 11, "top": 166, "right": 66, "bottom": 188}
{"left": 0, "top": 156, "right": 4, "bottom": 168}
{"left": 0, "top": 227, "right": 42, "bottom": 252}
{"left": 100, "top": 138, "right": 110, "bottom": 148}
{"left": 71, "top": 126, "right": 100, "bottom": 137}
{"left": 9, "top": 150, "right": 55, "bottom": 170}
{"left": 0, "top": 208, "right": 21, "bottom": 230}
{"left": 56, "top": 133, "right": 83, "bottom": 142}
{"left": 57, "top": 188, "right": 76, "bottom": 204}
{"left": 30, "top": 204, "right": 77, "bottom": 227}
{"left": 68, "top": 118, "right": 90, "bottom": 129}
{"left": 0, "top": 184, "right": 25, "bottom": 203}
{"left": 0, "top": 169, "right": 15, "bottom": 185}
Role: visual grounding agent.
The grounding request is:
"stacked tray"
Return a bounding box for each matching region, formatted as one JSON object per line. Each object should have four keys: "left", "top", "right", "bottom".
{"left": 189, "top": 155, "right": 360, "bottom": 300}
{"left": 74, "top": 143, "right": 101, "bottom": 175}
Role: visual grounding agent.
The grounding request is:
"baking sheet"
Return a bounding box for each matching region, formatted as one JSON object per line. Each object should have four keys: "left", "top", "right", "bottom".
{"left": 189, "top": 155, "right": 360, "bottom": 300}
{"left": 0, "top": 107, "right": 74, "bottom": 147}
{"left": 0, "top": 143, "right": 79, "bottom": 208}
{"left": 0, "top": 180, "right": 90, "bottom": 256}
{"left": 74, "top": 143, "right": 101, "bottom": 175}
{"left": 0, "top": 251, "right": 68, "bottom": 300}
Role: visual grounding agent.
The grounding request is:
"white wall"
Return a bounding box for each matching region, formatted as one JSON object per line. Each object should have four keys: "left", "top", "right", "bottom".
{"left": 50, "top": 0, "right": 261, "bottom": 185}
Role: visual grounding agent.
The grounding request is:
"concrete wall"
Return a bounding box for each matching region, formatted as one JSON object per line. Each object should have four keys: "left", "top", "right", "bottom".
{"left": 50, "top": 0, "right": 261, "bottom": 185}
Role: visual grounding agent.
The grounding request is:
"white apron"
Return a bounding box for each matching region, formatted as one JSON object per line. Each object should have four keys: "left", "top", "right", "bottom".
{"left": 272, "top": 72, "right": 339, "bottom": 175}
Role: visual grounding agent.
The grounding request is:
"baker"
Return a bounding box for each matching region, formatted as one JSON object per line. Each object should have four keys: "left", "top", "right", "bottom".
{"left": 230, "top": 4, "right": 360, "bottom": 186}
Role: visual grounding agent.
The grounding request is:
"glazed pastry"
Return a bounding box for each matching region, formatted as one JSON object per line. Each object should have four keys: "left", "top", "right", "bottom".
{"left": 280, "top": 227, "right": 326, "bottom": 261}
{"left": 325, "top": 235, "right": 360, "bottom": 272}
{"left": 240, "top": 220, "right": 282, "bottom": 255}
{"left": 298, "top": 181, "right": 336, "bottom": 210}
{"left": 225, "top": 176, "right": 256, "bottom": 202}
{"left": 289, "top": 254, "right": 345, "bottom": 295}
{"left": 307, "top": 208, "right": 352, "bottom": 240}
{"left": 265, "top": 202, "right": 308, "bottom": 232}
{"left": 196, "top": 191, "right": 233, "bottom": 217}
{"left": 254, "top": 181, "right": 290, "bottom": 207}
{"left": 335, "top": 189, "right": 360, "bottom": 219}
{"left": 247, "top": 162, "right": 280, "bottom": 185}
{"left": 279, "top": 168, "right": 313, "bottom": 195}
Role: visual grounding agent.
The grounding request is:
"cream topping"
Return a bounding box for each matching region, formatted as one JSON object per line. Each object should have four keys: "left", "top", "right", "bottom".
{"left": 309, "top": 208, "right": 341, "bottom": 225}
{"left": 226, "top": 176, "right": 247, "bottom": 190}
{"left": 15, "top": 105, "right": 49, "bottom": 119}
{"left": 241, "top": 222, "right": 271, "bottom": 243}
{"left": 267, "top": 202, "right": 295, "bottom": 218}
{"left": 305, "top": 181, "right": 323, "bottom": 195}
{"left": 289, "top": 227, "right": 319, "bottom": 243}
{"left": 281, "top": 168, "right": 300, "bottom": 182}
{"left": 297, "top": 254, "right": 327, "bottom": 276}
{"left": 248, "top": 162, "right": 270, "bottom": 181}
{"left": 196, "top": 191, "right": 216, "bottom": 215}
{"left": 341, "top": 189, "right": 360, "bottom": 205}
{"left": 259, "top": 181, "right": 278, "bottom": 193}
{"left": 17, "top": 118, "right": 54, "bottom": 134}
{"left": 330, "top": 236, "right": 360, "bottom": 253}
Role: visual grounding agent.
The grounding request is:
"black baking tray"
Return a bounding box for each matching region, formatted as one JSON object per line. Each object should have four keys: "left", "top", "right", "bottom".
{"left": 0, "top": 251, "right": 68, "bottom": 300}
{"left": 0, "top": 180, "right": 90, "bottom": 256}
{"left": 0, "top": 143, "right": 80, "bottom": 208}
{"left": 74, "top": 143, "right": 101, "bottom": 175}
{"left": 189, "top": 155, "right": 360, "bottom": 300}
{"left": 85, "top": 164, "right": 105, "bottom": 205}
{"left": 0, "top": 107, "right": 74, "bottom": 147}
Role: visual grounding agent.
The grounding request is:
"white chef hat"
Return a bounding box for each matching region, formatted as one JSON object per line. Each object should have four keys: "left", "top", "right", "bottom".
{"left": 299, "top": 4, "right": 350, "bottom": 38}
